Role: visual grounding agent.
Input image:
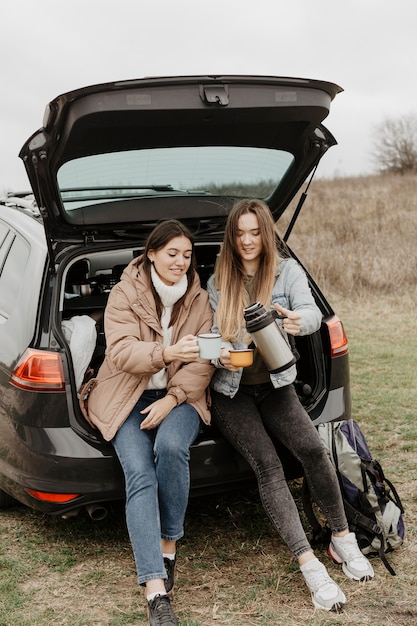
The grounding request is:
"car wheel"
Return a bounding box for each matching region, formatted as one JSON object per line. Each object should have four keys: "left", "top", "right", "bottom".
{"left": 0, "top": 488, "right": 18, "bottom": 508}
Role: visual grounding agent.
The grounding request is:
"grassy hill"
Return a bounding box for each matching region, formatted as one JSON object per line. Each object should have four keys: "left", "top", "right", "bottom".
{"left": 278, "top": 172, "right": 417, "bottom": 304}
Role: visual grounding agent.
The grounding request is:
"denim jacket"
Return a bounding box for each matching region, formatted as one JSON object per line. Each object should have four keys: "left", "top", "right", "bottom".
{"left": 206, "top": 258, "right": 322, "bottom": 398}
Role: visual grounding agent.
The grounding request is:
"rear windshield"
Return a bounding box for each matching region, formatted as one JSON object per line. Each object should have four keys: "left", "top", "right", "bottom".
{"left": 57, "top": 146, "right": 294, "bottom": 211}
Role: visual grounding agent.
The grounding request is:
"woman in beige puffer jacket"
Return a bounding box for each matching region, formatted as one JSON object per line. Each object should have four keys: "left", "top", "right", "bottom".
{"left": 81, "top": 220, "right": 214, "bottom": 624}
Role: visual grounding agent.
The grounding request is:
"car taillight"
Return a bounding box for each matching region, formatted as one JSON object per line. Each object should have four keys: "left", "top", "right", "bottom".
{"left": 325, "top": 316, "right": 349, "bottom": 357}
{"left": 25, "top": 489, "right": 80, "bottom": 503}
{"left": 10, "top": 348, "right": 65, "bottom": 391}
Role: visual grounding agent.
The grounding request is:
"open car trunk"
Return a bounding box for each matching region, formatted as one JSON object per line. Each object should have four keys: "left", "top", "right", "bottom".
{"left": 57, "top": 241, "right": 327, "bottom": 484}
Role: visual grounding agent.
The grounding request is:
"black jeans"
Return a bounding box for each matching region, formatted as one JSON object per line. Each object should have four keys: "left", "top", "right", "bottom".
{"left": 210, "top": 383, "right": 348, "bottom": 558}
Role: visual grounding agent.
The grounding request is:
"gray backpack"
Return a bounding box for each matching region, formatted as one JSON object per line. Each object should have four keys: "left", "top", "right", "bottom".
{"left": 302, "top": 419, "right": 404, "bottom": 575}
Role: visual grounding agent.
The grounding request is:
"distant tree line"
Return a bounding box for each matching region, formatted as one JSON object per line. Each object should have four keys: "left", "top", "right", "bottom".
{"left": 372, "top": 113, "right": 417, "bottom": 174}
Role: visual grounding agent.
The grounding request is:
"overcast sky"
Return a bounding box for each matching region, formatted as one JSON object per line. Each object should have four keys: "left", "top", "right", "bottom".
{"left": 1, "top": 0, "right": 415, "bottom": 192}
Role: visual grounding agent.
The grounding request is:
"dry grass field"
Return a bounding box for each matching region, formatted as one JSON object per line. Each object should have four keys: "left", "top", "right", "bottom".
{"left": 280, "top": 172, "right": 417, "bottom": 303}
{"left": 1, "top": 173, "right": 417, "bottom": 625}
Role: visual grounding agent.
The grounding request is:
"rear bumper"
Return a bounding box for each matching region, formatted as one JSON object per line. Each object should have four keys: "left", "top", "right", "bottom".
{"left": 0, "top": 381, "right": 350, "bottom": 515}
{"left": 311, "top": 386, "right": 350, "bottom": 426}
{"left": 0, "top": 423, "right": 254, "bottom": 514}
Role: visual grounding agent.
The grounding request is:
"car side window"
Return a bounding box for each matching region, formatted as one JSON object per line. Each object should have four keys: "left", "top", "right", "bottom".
{"left": 0, "top": 230, "right": 30, "bottom": 321}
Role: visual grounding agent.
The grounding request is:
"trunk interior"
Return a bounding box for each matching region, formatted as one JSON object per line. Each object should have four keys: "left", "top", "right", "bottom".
{"left": 59, "top": 242, "right": 325, "bottom": 480}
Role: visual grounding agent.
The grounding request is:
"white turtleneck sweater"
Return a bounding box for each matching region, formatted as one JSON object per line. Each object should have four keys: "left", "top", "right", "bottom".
{"left": 147, "top": 265, "right": 188, "bottom": 390}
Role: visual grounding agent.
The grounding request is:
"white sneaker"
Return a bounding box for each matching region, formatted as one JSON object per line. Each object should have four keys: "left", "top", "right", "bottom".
{"left": 329, "top": 532, "right": 375, "bottom": 581}
{"left": 301, "top": 558, "right": 346, "bottom": 611}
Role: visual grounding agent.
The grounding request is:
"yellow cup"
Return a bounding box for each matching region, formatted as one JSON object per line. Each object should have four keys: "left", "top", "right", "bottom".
{"left": 229, "top": 349, "right": 254, "bottom": 367}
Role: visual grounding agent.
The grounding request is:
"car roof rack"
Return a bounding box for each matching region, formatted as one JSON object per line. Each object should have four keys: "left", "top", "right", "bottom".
{"left": 1, "top": 192, "right": 40, "bottom": 217}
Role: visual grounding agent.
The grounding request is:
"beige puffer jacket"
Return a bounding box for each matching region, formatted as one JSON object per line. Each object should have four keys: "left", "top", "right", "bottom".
{"left": 80, "top": 257, "right": 214, "bottom": 441}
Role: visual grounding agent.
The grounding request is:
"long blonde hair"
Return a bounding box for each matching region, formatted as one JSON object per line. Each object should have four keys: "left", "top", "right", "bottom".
{"left": 214, "top": 199, "right": 284, "bottom": 341}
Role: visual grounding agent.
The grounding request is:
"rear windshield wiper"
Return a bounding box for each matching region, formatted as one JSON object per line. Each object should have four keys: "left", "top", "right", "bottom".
{"left": 59, "top": 185, "right": 213, "bottom": 203}
{"left": 60, "top": 185, "right": 175, "bottom": 202}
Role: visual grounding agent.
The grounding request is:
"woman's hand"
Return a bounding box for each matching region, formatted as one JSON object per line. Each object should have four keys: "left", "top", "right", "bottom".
{"left": 218, "top": 348, "right": 240, "bottom": 372}
{"left": 163, "top": 334, "right": 199, "bottom": 364}
{"left": 274, "top": 303, "right": 302, "bottom": 336}
{"left": 140, "top": 395, "right": 177, "bottom": 430}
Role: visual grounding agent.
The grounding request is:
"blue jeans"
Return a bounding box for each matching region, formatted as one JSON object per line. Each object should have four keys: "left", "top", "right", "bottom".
{"left": 210, "top": 383, "right": 348, "bottom": 559}
{"left": 112, "top": 390, "right": 201, "bottom": 585}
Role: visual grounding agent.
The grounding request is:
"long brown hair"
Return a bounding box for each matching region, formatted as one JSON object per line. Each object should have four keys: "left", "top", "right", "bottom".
{"left": 140, "top": 220, "right": 196, "bottom": 326}
{"left": 215, "top": 199, "right": 283, "bottom": 341}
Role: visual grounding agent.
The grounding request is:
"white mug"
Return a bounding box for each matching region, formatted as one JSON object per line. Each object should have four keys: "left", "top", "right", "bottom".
{"left": 197, "top": 333, "right": 221, "bottom": 359}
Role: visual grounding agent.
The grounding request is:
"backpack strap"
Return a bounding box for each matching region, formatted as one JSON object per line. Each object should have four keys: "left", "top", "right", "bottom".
{"left": 301, "top": 478, "right": 331, "bottom": 544}
{"left": 369, "top": 459, "right": 405, "bottom": 514}
{"left": 343, "top": 497, "right": 397, "bottom": 576}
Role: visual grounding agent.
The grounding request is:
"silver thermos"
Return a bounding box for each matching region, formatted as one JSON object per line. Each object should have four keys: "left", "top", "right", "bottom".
{"left": 244, "top": 302, "right": 297, "bottom": 373}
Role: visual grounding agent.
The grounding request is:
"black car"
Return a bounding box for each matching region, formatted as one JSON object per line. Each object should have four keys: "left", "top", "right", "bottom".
{"left": 0, "top": 75, "right": 350, "bottom": 519}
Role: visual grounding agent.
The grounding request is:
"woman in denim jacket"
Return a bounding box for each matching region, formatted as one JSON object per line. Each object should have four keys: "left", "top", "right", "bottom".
{"left": 206, "top": 199, "right": 374, "bottom": 612}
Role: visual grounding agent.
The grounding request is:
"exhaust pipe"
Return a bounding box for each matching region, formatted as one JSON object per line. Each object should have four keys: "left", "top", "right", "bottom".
{"left": 85, "top": 503, "right": 109, "bottom": 521}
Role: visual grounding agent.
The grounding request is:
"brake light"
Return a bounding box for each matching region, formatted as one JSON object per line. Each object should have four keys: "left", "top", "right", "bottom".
{"left": 25, "top": 489, "right": 80, "bottom": 503}
{"left": 10, "top": 348, "right": 65, "bottom": 391}
{"left": 325, "top": 316, "right": 349, "bottom": 357}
